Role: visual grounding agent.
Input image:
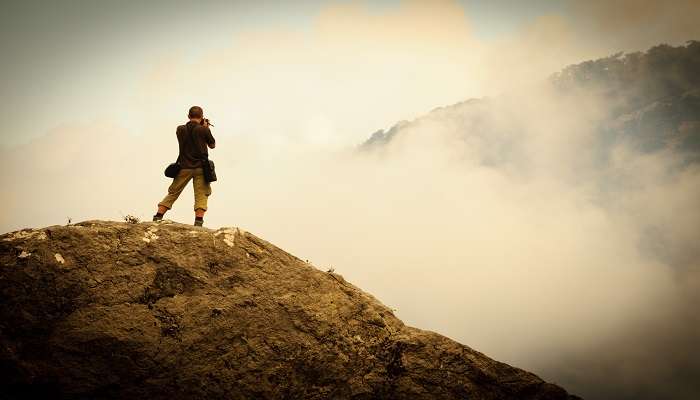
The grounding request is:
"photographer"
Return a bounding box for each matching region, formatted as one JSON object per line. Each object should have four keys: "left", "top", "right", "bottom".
{"left": 153, "top": 106, "right": 216, "bottom": 226}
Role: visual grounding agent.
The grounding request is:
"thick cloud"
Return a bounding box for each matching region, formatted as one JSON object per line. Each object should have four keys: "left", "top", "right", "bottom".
{"left": 352, "top": 60, "right": 700, "bottom": 397}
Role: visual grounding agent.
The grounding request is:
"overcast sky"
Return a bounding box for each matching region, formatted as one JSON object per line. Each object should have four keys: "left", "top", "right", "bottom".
{"left": 2, "top": 1, "right": 699, "bottom": 399}
{"left": 3, "top": 0, "right": 696, "bottom": 149}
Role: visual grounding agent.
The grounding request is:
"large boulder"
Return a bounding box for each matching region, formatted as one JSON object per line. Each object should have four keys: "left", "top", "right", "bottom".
{"left": 0, "top": 220, "right": 580, "bottom": 399}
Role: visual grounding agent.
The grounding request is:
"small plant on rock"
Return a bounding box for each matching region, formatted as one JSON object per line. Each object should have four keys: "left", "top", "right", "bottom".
{"left": 124, "top": 215, "right": 140, "bottom": 224}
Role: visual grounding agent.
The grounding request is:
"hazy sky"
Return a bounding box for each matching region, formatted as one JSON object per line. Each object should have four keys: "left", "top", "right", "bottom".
{"left": 2, "top": 1, "right": 700, "bottom": 399}
{"left": 4, "top": 0, "right": 694, "bottom": 149}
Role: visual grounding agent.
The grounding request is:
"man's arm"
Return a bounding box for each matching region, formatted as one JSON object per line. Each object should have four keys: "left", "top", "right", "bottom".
{"left": 204, "top": 126, "right": 216, "bottom": 149}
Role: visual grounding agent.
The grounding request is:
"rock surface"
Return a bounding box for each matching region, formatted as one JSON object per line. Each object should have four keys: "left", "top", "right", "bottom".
{"left": 0, "top": 220, "right": 580, "bottom": 399}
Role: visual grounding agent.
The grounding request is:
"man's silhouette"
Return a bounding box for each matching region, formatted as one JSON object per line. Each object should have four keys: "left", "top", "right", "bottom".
{"left": 153, "top": 106, "right": 216, "bottom": 226}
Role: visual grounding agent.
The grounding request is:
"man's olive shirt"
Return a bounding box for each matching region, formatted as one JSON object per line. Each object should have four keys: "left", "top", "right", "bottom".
{"left": 176, "top": 121, "right": 215, "bottom": 169}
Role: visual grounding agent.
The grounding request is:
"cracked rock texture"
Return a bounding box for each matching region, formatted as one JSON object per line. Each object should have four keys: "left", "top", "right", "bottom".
{"left": 0, "top": 220, "right": 580, "bottom": 399}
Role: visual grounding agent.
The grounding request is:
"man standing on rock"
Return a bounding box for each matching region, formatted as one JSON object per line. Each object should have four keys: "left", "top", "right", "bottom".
{"left": 153, "top": 106, "right": 216, "bottom": 227}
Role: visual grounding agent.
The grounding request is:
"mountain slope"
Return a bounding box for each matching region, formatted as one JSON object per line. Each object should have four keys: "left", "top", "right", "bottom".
{"left": 0, "top": 220, "right": 578, "bottom": 399}
{"left": 361, "top": 41, "right": 700, "bottom": 159}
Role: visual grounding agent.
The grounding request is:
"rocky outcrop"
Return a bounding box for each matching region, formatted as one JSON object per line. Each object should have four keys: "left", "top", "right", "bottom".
{"left": 0, "top": 220, "right": 580, "bottom": 399}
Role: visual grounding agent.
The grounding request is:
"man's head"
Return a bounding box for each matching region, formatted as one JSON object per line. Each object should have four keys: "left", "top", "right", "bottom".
{"left": 188, "top": 106, "right": 204, "bottom": 121}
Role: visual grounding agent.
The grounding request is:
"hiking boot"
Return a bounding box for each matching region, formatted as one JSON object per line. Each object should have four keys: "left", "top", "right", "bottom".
{"left": 194, "top": 218, "right": 204, "bottom": 227}
{"left": 152, "top": 214, "right": 163, "bottom": 222}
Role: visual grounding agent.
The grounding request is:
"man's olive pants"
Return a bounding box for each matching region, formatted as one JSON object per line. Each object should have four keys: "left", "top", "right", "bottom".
{"left": 158, "top": 167, "right": 212, "bottom": 211}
